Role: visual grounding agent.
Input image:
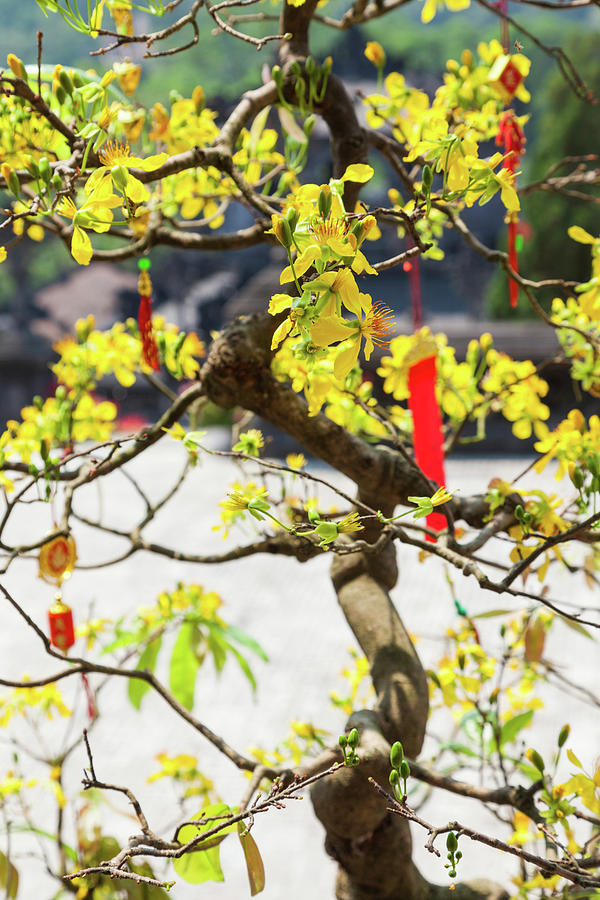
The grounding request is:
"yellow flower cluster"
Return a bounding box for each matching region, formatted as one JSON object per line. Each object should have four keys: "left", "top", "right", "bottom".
{"left": 0, "top": 681, "right": 71, "bottom": 727}
{"left": 138, "top": 583, "right": 222, "bottom": 627}
{"left": 534, "top": 409, "right": 600, "bottom": 480}
{"left": 0, "top": 392, "right": 117, "bottom": 464}
{"left": 53, "top": 315, "right": 204, "bottom": 391}
{"left": 378, "top": 329, "right": 550, "bottom": 442}
{"left": 363, "top": 41, "right": 530, "bottom": 214}
{"left": 147, "top": 752, "right": 217, "bottom": 802}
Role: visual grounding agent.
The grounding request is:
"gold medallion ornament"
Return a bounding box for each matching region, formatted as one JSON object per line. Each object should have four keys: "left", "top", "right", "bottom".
{"left": 39, "top": 535, "right": 77, "bottom": 585}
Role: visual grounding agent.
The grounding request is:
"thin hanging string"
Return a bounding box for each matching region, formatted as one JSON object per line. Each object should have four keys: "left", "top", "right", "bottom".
{"left": 497, "top": 0, "right": 509, "bottom": 52}
{"left": 405, "top": 235, "right": 423, "bottom": 331}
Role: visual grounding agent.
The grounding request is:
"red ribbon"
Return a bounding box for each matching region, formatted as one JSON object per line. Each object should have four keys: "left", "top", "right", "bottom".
{"left": 405, "top": 242, "right": 448, "bottom": 540}
{"left": 407, "top": 356, "right": 447, "bottom": 539}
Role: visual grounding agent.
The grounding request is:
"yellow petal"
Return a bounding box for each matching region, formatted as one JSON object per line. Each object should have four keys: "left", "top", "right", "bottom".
{"left": 341, "top": 164, "right": 374, "bottom": 184}
{"left": 269, "top": 293, "right": 293, "bottom": 315}
{"left": 71, "top": 226, "right": 93, "bottom": 265}
{"left": 333, "top": 340, "right": 360, "bottom": 379}
{"left": 421, "top": 0, "right": 437, "bottom": 22}
{"left": 271, "top": 318, "right": 293, "bottom": 350}
{"left": 568, "top": 225, "right": 595, "bottom": 245}
{"left": 124, "top": 173, "right": 150, "bottom": 204}
{"left": 311, "top": 315, "right": 353, "bottom": 347}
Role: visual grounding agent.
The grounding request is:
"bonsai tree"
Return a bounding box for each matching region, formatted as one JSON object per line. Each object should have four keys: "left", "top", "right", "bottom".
{"left": 0, "top": 1, "right": 599, "bottom": 898}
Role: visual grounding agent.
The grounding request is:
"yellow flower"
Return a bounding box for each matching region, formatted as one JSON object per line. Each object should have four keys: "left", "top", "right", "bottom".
{"left": 0, "top": 246, "right": 6, "bottom": 263}
{"left": 113, "top": 60, "right": 141, "bottom": 95}
{"left": 58, "top": 179, "right": 121, "bottom": 265}
{"left": 312, "top": 298, "right": 396, "bottom": 379}
{"left": 421, "top": 0, "right": 470, "bottom": 23}
{"left": 364, "top": 42, "right": 386, "bottom": 68}
{"left": 86, "top": 140, "right": 168, "bottom": 204}
{"left": 337, "top": 512, "right": 364, "bottom": 534}
{"left": 430, "top": 486, "right": 453, "bottom": 507}
{"left": 286, "top": 453, "right": 306, "bottom": 471}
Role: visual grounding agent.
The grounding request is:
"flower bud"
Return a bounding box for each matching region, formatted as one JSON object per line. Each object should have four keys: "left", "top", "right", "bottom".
{"left": 390, "top": 741, "right": 404, "bottom": 770}
{"left": 7, "top": 54, "right": 26, "bottom": 78}
{"left": 446, "top": 832, "right": 458, "bottom": 853}
{"left": 58, "top": 68, "right": 74, "bottom": 96}
{"left": 39, "top": 157, "right": 52, "bottom": 184}
{"left": 271, "top": 215, "right": 293, "bottom": 249}
{"left": 2, "top": 164, "right": 20, "bottom": 198}
{"left": 422, "top": 164, "right": 433, "bottom": 191}
{"left": 284, "top": 206, "right": 298, "bottom": 233}
{"left": 318, "top": 186, "right": 332, "bottom": 219}
{"left": 557, "top": 724, "right": 570, "bottom": 748}
{"left": 364, "top": 41, "right": 385, "bottom": 69}
{"left": 570, "top": 466, "right": 584, "bottom": 490}
{"left": 192, "top": 84, "right": 205, "bottom": 112}
{"left": 303, "top": 114, "right": 316, "bottom": 137}
{"left": 347, "top": 727, "right": 359, "bottom": 748}
{"left": 110, "top": 164, "right": 129, "bottom": 192}
{"left": 527, "top": 748, "right": 545, "bottom": 773}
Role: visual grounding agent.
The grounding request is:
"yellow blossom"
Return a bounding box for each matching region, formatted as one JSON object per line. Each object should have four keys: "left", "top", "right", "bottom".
{"left": 113, "top": 60, "right": 141, "bottom": 95}
{"left": 86, "top": 140, "right": 168, "bottom": 205}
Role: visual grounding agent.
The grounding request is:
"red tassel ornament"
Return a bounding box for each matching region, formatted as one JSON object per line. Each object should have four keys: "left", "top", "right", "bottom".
{"left": 138, "top": 258, "right": 160, "bottom": 372}
{"left": 496, "top": 111, "right": 526, "bottom": 310}
{"left": 48, "top": 597, "right": 75, "bottom": 651}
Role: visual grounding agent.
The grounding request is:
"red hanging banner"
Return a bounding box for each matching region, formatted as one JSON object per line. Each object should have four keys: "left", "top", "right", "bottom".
{"left": 404, "top": 247, "right": 447, "bottom": 539}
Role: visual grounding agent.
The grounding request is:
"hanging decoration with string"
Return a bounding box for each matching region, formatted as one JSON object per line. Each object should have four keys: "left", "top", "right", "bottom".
{"left": 488, "top": 0, "right": 529, "bottom": 309}
{"left": 39, "top": 534, "right": 96, "bottom": 720}
{"left": 137, "top": 257, "right": 160, "bottom": 371}
{"left": 403, "top": 245, "right": 447, "bottom": 541}
{"left": 39, "top": 535, "right": 77, "bottom": 651}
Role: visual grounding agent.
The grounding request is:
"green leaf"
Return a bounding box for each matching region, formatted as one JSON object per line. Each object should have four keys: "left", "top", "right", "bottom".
{"left": 225, "top": 624, "right": 269, "bottom": 662}
{"left": 238, "top": 823, "right": 266, "bottom": 896}
{"left": 499, "top": 710, "right": 534, "bottom": 747}
{"left": 207, "top": 628, "right": 228, "bottom": 673}
{"left": 0, "top": 851, "right": 19, "bottom": 899}
{"left": 226, "top": 642, "right": 257, "bottom": 691}
{"left": 174, "top": 803, "right": 236, "bottom": 885}
{"left": 439, "top": 741, "right": 479, "bottom": 759}
{"left": 12, "top": 826, "right": 77, "bottom": 862}
{"left": 558, "top": 616, "right": 594, "bottom": 640}
{"left": 102, "top": 628, "right": 139, "bottom": 653}
{"left": 516, "top": 761, "right": 544, "bottom": 783}
{"left": 173, "top": 842, "right": 224, "bottom": 885}
{"left": 470, "top": 609, "right": 513, "bottom": 619}
{"left": 169, "top": 622, "right": 200, "bottom": 711}
{"left": 129, "top": 637, "right": 162, "bottom": 710}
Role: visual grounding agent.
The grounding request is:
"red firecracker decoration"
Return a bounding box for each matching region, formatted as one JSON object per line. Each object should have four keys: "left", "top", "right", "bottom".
{"left": 404, "top": 247, "right": 447, "bottom": 540}
{"left": 496, "top": 110, "right": 526, "bottom": 309}
{"left": 138, "top": 258, "right": 160, "bottom": 372}
{"left": 48, "top": 598, "right": 75, "bottom": 651}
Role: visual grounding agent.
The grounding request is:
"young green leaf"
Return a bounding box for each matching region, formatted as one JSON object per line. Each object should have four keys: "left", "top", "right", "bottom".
{"left": 169, "top": 622, "right": 200, "bottom": 711}
{"left": 128, "top": 637, "right": 162, "bottom": 710}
